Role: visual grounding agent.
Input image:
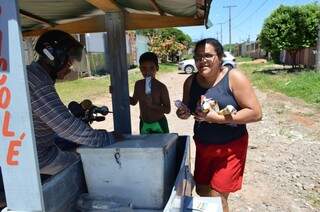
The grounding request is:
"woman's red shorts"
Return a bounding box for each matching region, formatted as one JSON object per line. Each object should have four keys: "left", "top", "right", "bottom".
{"left": 194, "top": 133, "right": 248, "bottom": 193}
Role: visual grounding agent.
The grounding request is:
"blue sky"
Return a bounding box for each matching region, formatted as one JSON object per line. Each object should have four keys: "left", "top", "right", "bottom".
{"left": 178, "top": 0, "right": 316, "bottom": 44}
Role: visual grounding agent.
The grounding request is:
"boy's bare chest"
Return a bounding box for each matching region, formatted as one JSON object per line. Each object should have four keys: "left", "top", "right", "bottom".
{"left": 137, "top": 83, "right": 161, "bottom": 101}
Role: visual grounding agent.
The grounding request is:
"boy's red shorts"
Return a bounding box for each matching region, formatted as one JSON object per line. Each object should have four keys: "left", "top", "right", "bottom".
{"left": 194, "top": 133, "right": 248, "bottom": 193}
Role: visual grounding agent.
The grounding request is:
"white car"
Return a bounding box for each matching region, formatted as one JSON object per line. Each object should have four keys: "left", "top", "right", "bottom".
{"left": 178, "top": 51, "right": 236, "bottom": 74}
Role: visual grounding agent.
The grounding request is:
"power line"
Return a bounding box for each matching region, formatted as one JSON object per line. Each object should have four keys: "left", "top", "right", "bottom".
{"left": 233, "top": 0, "right": 269, "bottom": 30}
{"left": 231, "top": 0, "right": 252, "bottom": 21}
{"left": 213, "top": 0, "right": 252, "bottom": 26}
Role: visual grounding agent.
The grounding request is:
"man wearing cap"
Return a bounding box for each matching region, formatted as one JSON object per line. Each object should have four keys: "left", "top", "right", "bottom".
{"left": 27, "top": 30, "right": 115, "bottom": 175}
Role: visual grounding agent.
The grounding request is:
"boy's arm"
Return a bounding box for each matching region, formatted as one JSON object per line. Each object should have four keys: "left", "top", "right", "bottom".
{"left": 130, "top": 82, "right": 139, "bottom": 105}
{"left": 160, "top": 84, "right": 171, "bottom": 114}
{"left": 146, "top": 84, "right": 171, "bottom": 114}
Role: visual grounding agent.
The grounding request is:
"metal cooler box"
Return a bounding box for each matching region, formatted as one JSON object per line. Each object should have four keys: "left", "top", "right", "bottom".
{"left": 77, "top": 134, "right": 178, "bottom": 210}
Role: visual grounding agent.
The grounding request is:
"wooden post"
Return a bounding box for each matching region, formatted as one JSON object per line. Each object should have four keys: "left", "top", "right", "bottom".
{"left": 104, "top": 12, "right": 131, "bottom": 133}
{"left": 316, "top": 24, "right": 320, "bottom": 70}
{"left": 79, "top": 34, "right": 92, "bottom": 76}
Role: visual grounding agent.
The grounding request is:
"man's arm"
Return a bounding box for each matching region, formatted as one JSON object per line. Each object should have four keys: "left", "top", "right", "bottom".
{"left": 32, "top": 84, "right": 113, "bottom": 147}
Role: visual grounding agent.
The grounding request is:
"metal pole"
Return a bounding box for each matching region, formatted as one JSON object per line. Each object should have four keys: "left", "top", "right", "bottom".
{"left": 220, "top": 23, "right": 223, "bottom": 44}
{"left": 216, "top": 23, "right": 223, "bottom": 44}
{"left": 223, "top": 5, "right": 237, "bottom": 51}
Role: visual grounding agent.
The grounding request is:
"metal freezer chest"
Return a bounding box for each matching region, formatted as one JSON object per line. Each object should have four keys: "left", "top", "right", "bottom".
{"left": 77, "top": 134, "right": 178, "bottom": 210}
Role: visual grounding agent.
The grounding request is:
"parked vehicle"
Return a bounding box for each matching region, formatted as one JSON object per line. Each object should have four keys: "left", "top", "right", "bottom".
{"left": 178, "top": 51, "right": 236, "bottom": 74}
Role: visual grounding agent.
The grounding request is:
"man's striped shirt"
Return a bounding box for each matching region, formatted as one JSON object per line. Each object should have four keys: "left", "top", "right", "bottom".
{"left": 27, "top": 62, "right": 112, "bottom": 169}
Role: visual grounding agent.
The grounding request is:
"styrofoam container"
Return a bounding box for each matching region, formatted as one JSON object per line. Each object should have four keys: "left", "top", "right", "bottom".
{"left": 77, "top": 134, "right": 178, "bottom": 210}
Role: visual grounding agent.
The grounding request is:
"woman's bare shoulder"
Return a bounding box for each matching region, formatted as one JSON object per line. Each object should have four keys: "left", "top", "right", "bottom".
{"left": 229, "top": 68, "right": 249, "bottom": 81}
{"left": 229, "top": 68, "right": 252, "bottom": 90}
{"left": 184, "top": 74, "right": 195, "bottom": 86}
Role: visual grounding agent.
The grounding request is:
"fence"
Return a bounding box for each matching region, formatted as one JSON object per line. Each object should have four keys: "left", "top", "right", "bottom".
{"left": 233, "top": 41, "right": 266, "bottom": 59}
{"left": 281, "top": 47, "right": 316, "bottom": 68}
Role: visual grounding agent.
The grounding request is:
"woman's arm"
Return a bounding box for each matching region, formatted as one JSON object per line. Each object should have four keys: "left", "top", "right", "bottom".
{"left": 197, "top": 69, "right": 262, "bottom": 124}
{"left": 176, "top": 75, "right": 193, "bottom": 119}
{"left": 227, "top": 69, "right": 262, "bottom": 124}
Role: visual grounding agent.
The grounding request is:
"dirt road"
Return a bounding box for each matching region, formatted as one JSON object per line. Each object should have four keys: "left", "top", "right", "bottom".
{"left": 92, "top": 69, "right": 320, "bottom": 211}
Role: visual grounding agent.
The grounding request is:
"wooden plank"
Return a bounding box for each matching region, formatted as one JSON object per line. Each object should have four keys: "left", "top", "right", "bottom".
{"left": 86, "top": 0, "right": 121, "bottom": 12}
{"left": 23, "top": 14, "right": 204, "bottom": 37}
{"left": 149, "top": 0, "right": 165, "bottom": 16}
{"left": 126, "top": 13, "right": 203, "bottom": 30}
{"left": 23, "top": 15, "right": 105, "bottom": 37}
{"left": 19, "top": 9, "right": 54, "bottom": 27}
{"left": 104, "top": 12, "right": 131, "bottom": 133}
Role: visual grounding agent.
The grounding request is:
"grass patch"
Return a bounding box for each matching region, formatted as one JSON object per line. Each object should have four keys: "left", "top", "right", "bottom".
{"left": 236, "top": 56, "right": 252, "bottom": 62}
{"left": 56, "top": 76, "right": 110, "bottom": 104}
{"left": 307, "top": 192, "right": 320, "bottom": 209}
{"left": 239, "top": 63, "right": 320, "bottom": 106}
{"left": 56, "top": 64, "right": 177, "bottom": 104}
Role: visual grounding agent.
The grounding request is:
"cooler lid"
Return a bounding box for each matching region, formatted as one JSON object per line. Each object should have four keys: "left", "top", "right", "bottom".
{"left": 77, "top": 133, "right": 178, "bottom": 152}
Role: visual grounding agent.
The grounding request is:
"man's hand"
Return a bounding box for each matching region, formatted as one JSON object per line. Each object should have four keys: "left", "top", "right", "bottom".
{"left": 111, "top": 131, "right": 125, "bottom": 142}
{"left": 106, "top": 131, "right": 125, "bottom": 145}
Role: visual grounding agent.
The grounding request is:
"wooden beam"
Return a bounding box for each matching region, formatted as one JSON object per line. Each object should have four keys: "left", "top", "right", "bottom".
{"left": 23, "top": 14, "right": 204, "bottom": 37}
{"left": 86, "top": 0, "right": 121, "bottom": 12}
{"left": 126, "top": 13, "right": 203, "bottom": 30}
{"left": 23, "top": 16, "right": 105, "bottom": 37}
{"left": 20, "top": 9, "right": 54, "bottom": 27}
{"left": 149, "top": 0, "right": 165, "bottom": 16}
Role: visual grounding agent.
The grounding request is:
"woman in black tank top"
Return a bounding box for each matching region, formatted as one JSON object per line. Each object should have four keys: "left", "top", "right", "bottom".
{"left": 176, "top": 38, "right": 262, "bottom": 212}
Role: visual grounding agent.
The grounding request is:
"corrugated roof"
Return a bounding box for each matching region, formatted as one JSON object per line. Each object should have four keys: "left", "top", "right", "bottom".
{"left": 19, "top": 0, "right": 212, "bottom": 36}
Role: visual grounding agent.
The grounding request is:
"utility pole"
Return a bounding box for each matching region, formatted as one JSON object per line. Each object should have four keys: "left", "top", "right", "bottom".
{"left": 223, "top": 5, "right": 237, "bottom": 51}
{"left": 216, "top": 32, "right": 219, "bottom": 40}
{"left": 316, "top": 24, "right": 320, "bottom": 70}
{"left": 217, "top": 22, "right": 224, "bottom": 44}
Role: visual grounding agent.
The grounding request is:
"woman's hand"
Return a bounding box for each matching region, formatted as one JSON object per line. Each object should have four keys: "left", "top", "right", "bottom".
{"left": 194, "top": 109, "right": 224, "bottom": 124}
{"left": 176, "top": 105, "right": 191, "bottom": 119}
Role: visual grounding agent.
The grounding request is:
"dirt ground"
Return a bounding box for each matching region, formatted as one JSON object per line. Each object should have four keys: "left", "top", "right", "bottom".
{"left": 92, "top": 68, "right": 320, "bottom": 212}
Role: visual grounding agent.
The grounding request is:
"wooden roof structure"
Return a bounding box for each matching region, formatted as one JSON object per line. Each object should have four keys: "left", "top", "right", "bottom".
{"left": 20, "top": 0, "right": 212, "bottom": 36}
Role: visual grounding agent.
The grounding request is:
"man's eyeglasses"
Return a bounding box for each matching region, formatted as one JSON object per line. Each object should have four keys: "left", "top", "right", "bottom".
{"left": 194, "top": 53, "right": 217, "bottom": 62}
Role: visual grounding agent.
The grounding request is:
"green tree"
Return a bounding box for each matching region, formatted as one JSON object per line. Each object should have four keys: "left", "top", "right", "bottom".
{"left": 300, "top": 3, "right": 320, "bottom": 47}
{"left": 260, "top": 3, "right": 320, "bottom": 67}
{"left": 137, "top": 28, "right": 192, "bottom": 62}
{"left": 223, "top": 44, "right": 236, "bottom": 53}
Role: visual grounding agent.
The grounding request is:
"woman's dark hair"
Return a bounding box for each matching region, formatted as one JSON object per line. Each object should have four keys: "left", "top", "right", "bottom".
{"left": 139, "top": 52, "right": 159, "bottom": 67}
{"left": 194, "top": 38, "right": 224, "bottom": 60}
